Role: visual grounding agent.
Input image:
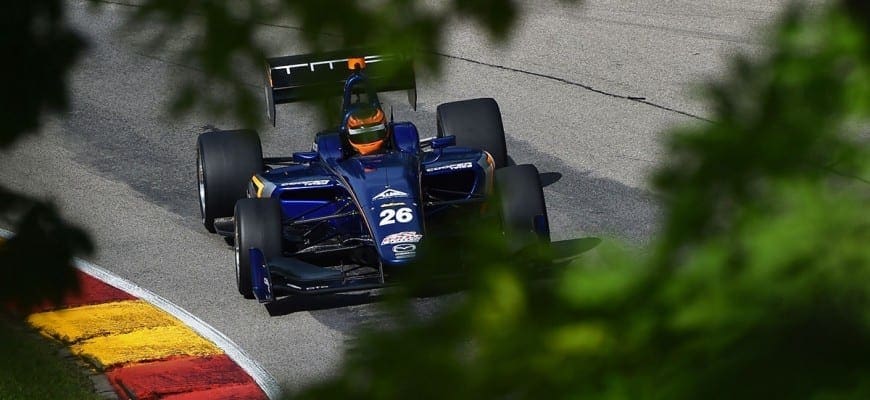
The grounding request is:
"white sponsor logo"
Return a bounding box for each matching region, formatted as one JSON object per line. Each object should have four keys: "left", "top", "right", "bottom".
{"left": 373, "top": 188, "right": 408, "bottom": 201}
{"left": 428, "top": 162, "right": 472, "bottom": 172}
{"left": 393, "top": 244, "right": 416, "bottom": 252}
{"left": 273, "top": 55, "right": 385, "bottom": 76}
{"left": 380, "top": 202, "right": 406, "bottom": 208}
{"left": 286, "top": 180, "right": 330, "bottom": 187}
{"left": 381, "top": 231, "right": 423, "bottom": 245}
{"left": 392, "top": 243, "right": 417, "bottom": 259}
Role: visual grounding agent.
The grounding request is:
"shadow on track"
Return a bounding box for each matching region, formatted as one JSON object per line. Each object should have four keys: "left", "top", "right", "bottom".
{"left": 539, "top": 172, "right": 563, "bottom": 187}
{"left": 267, "top": 237, "right": 602, "bottom": 320}
{"left": 265, "top": 292, "right": 382, "bottom": 316}
{"left": 550, "top": 237, "right": 602, "bottom": 265}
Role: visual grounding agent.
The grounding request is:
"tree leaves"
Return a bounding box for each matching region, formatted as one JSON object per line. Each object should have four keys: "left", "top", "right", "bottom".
{"left": 1, "top": 1, "right": 89, "bottom": 312}
{"left": 292, "top": 3, "right": 870, "bottom": 399}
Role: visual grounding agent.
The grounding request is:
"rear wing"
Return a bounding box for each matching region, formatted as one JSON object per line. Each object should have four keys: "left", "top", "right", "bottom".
{"left": 265, "top": 50, "right": 416, "bottom": 126}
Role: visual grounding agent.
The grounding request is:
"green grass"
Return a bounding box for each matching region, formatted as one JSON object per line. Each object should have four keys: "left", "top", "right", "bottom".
{"left": 0, "top": 317, "right": 102, "bottom": 400}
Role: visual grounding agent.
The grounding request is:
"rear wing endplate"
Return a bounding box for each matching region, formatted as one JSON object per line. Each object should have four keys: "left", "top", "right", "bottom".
{"left": 265, "top": 50, "right": 416, "bottom": 126}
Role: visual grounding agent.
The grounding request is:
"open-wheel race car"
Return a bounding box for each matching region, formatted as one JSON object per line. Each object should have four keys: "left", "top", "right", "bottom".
{"left": 196, "top": 51, "right": 550, "bottom": 303}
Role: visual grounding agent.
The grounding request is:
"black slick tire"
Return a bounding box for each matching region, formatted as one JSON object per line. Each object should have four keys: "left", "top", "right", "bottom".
{"left": 436, "top": 98, "right": 508, "bottom": 168}
{"left": 495, "top": 164, "right": 550, "bottom": 246}
{"left": 196, "top": 130, "right": 263, "bottom": 233}
{"left": 234, "top": 198, "right": 282, "bottom": 299}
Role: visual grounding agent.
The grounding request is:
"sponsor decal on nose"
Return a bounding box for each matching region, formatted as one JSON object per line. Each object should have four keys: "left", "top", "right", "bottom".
{"left": 392, "top": 243, "right": 417, "bottom": 259}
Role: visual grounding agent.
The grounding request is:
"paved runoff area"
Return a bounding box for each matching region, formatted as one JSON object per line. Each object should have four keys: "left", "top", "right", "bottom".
{"left": 24, "top": 268, "right": 269, "bottom": 399}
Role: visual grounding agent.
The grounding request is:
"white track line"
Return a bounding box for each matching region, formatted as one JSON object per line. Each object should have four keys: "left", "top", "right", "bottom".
{"left": 0, "top": 228, "right": 282, "bottom": 399}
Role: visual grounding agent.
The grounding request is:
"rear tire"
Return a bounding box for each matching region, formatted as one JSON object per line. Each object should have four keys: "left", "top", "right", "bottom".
{"left": 234, "top": 198, "right": 282, "bottom": 299}
{"left": 495, "top": 164, "right": 550, "bottom": 246}
{"left": 436, "top": 98, "right": 508, "bottom": 168}
{"left": 197, "top": 130, "right": 263, "bottom": 233}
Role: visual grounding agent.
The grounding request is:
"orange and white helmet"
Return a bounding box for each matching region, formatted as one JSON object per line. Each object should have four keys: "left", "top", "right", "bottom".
{"left": 346, "top": 106, "right": 387, "bottom": 155}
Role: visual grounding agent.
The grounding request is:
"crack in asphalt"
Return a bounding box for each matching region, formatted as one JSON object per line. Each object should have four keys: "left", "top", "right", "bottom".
{"left": 89, "top": 0, "right": 714, "bottom": 124}
{"left": 435, "top": 52, "right": 714, "bottom": 123}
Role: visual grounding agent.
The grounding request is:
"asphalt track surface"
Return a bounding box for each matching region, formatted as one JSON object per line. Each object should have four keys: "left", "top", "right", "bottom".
{"left": 0, "top": 0, "right": 790, "bottom": 393}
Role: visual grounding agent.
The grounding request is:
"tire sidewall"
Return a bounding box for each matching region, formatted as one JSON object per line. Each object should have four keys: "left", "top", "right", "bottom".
{"left": 495, "top": 164, "right": 550, "bottom": 244}
{"left": 234, "top": 198, "right": 282, "bottom": 298}
{"left": 436, "top": 98, "right": 508, "bottom": 168}
{"left": 196, "top": 131, "right": 263, "bottom": 232}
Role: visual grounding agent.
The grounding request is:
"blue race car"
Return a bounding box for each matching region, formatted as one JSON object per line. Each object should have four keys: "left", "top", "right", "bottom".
{"left": 196, "top": 51, "right": 549, "bottom": 302}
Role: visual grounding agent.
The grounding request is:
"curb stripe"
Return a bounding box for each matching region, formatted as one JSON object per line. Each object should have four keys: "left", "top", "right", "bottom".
{"left": 74, "top": 324, "right": 224, "bottom": 368}
{"left": 107, "top": 355, "right": 259, "bottom": 399}
{"left": 162, "top": 383, "right": 266, "bottom": 400}
{"left": 30, "top": 271, "right": 137, "bottom": 312}
{"left": 75, "top": 259, "right": 282, "bottom": 399}
{"left": 28, "top": 300, "right": 181, "bottom": 343}
{"left": 0, "top": 228, "right": 282, "bottom": 399}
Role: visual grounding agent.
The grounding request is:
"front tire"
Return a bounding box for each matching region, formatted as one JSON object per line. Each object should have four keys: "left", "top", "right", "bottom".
{"left": 197, "top": 130, "right": 263, "bottom": 233}
{"left": 436, "top": 98, "right": 508, "bottom": 168}
{"left": 495, "top": 164, "right": 550, "bottom": 247}
{"left": 234, "top": 198, "right": 282, "bottom": 299}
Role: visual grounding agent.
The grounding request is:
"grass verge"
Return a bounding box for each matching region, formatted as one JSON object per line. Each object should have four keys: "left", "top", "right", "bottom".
{"left": 0, "top": 316, "right": 101, "bottom": 400}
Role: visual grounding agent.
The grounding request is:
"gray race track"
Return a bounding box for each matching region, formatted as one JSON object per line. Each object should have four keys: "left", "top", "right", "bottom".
{"left": 0, "top": 0, "right": 788, "bottom": 393}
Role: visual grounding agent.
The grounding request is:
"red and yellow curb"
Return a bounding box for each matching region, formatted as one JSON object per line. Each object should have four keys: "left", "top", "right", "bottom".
{"left": 24, "top": 269, "right": 269, "bottom": 400}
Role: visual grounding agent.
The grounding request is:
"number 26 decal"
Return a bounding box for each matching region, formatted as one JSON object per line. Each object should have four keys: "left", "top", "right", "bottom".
{"left": 380, "top": 207, "right": 413, "bottom": 226}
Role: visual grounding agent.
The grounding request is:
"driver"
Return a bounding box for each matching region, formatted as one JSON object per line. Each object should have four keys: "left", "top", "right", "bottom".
{"left": 345, "top": 105, "right": 388, "bottom": 156}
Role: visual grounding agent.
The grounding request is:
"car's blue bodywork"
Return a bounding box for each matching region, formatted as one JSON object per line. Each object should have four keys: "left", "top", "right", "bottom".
{"left": 246, "top": 71, "right": 495, "bottom": 302}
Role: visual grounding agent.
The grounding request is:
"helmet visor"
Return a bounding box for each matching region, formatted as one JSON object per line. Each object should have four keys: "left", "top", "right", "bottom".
{"left": 348, "top": 123, "right": 387, "bottom": 145}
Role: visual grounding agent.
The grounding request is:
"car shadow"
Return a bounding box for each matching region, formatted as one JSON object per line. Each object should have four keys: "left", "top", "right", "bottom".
{"left": 265, "top": 292, "right": 382, "bottom": 316}
{"left": 269, "top": 236, "right": 602, "bottom": 320}
{"left": 539, "top": 172, "right": 562, "bottom": 187}
{"left": 550, "top": 237, "right": 602, "bottom": 266}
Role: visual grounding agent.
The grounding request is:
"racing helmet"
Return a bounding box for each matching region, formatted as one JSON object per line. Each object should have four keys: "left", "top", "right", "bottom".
{"left": 346, "top": 106, "right": 387, "bottom": 155}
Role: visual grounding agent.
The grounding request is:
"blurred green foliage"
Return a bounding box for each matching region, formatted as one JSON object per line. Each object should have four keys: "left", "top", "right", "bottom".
{"left": 0, "top": 1, "right": 92, "bottom": 311}
{"left": 292, "top": 2, "right": 870, "bottom": 399}
{"left": 0, "top": 198, "right": 93, "bottom": 310}
{"left": 0, "top": 1, "right": 86, "bottom": 147}
{"left": 2, "top": 0, "right": 868, "bottom": 397}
